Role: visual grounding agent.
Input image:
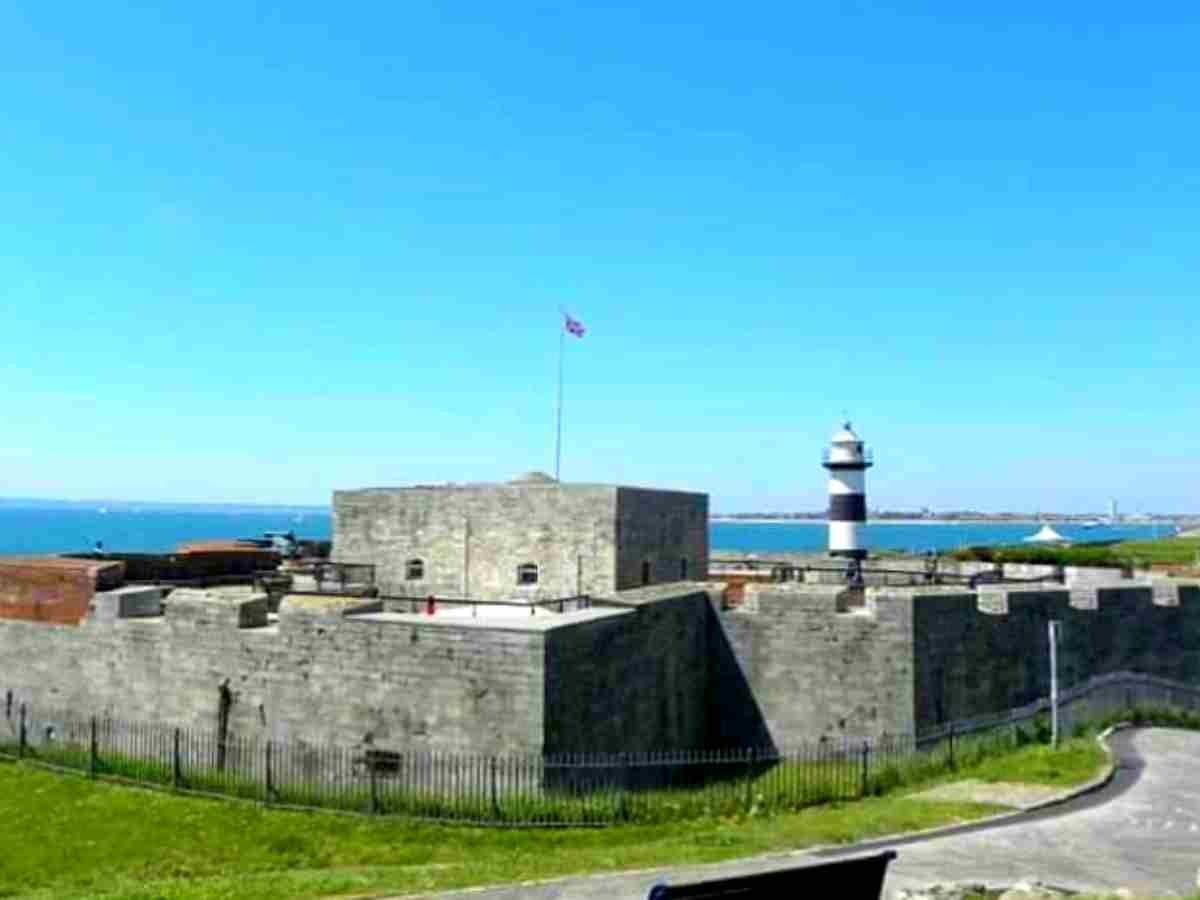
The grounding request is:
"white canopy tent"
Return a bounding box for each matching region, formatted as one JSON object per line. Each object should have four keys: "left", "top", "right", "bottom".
{"left": 1023, "top": 523, "right": 1070, "bottom": 544}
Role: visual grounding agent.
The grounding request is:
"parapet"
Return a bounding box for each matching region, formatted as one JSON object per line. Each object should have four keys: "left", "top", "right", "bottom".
{"left": 277, "top": 593, "right": 382, "bottom": 623}
{"left": 89, "top": 585, "right": 165, "bottom": 623}
{"left": 601, "top": 582, "right": 718, "bottom": 608}
{"left": 167, "top": 587, "right": 270, "bottom": 628}
{"left": 911, "top": 578, "right": 1200, "bottom": 618}
{"left": 736, "top": 581, "right": 899, "bottom": 619}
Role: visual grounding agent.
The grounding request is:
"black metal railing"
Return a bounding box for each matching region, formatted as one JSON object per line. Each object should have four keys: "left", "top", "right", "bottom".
{"left": 821, "top": 447, "right": 874, "bottom": 467}
{"left": 370, "top": 594, "right": 596, "bottom": 617}
{"left": 709, "top": 556, "right": 1070, "bottom": 588}
{"left": 1, "top": 671, "right": 1194, "bottom": 827}
{"left": 307, "top": 562, "right": 376, "bottom": 592}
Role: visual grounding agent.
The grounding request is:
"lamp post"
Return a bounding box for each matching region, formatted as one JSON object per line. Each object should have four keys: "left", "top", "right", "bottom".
{"left": 1049, "top": 620, "right": 1062, "bottom": 748}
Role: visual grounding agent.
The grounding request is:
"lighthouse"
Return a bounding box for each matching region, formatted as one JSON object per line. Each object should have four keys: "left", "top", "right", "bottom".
{"left": 822, "top": 422, "right": 873, "bottom": 560}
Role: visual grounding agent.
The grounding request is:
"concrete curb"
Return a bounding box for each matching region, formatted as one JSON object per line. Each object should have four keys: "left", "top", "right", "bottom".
{"left": 391, "top": 729, "right": 1130, "bottom": 899}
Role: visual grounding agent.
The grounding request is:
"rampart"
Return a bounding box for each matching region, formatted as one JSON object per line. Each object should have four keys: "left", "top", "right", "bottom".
{"left": 2, "top": 574, "right": 1199, "bottom": 754}
{"left": 715, "top": 578, "right": 1200, "bottom": 746}
{"left": 0, "top": 584, "right": 715, "bottom": 755}
{"left": 711, "top": 584, "right": 914, "bottom": 748}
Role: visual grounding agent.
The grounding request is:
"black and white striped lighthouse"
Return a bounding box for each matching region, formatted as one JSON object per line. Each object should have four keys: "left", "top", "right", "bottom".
{"left": 822, "top": 422, "right": 873, "bottom": 560}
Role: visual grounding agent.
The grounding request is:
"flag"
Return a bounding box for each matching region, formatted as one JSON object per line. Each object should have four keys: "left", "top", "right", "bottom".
{"left": 563, "top": 312, "right": 585, "bottom": 338}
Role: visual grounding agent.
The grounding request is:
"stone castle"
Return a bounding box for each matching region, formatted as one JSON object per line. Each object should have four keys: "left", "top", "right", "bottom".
{"left": 1, "top": 474, "right": 1198, "bottom": 757}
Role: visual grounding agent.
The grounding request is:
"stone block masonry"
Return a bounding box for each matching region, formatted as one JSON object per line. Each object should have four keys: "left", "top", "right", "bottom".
{"left": 712, "top": 578, "right": 1200, "bottom": 748}
{"left": 912, "top": 581, "right": 1200, "bottom": 733}
{"left": 543, "top": 585, "right": 713, "bottom": 753}
{"left": 0, "top": 583, "right": 717, "bottom": 756}
{"left": 712, "top": 584, "right": 915, "bottom": 747}
{"left": 333, "top": 479, "right": 707, "bottom": 602}
{"left": 0, "top": 595, "right": 546, "bottom": 753}
{"left": 3, "top": 568, "right": 1200, "bottom": 755}
{"left": 90, "top": 585, "right": 165, "bottom": 623}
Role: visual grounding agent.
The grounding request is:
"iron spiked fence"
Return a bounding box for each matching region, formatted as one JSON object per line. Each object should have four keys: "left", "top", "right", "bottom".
{"left": 2, "top": 671, "right": 1196, "bottom": 827}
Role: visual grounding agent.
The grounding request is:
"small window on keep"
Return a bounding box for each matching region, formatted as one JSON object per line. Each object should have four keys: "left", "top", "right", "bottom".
{"left": 517, "top": 563, "right": 539, "bottom": 585}
{"left": 406, "top": 558, "right": 424, "bottom": 580}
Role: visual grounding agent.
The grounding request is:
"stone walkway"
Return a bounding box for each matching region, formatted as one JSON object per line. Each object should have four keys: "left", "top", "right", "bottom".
{"left": 396, "top": 729, "right": 1200, "bottom": 899}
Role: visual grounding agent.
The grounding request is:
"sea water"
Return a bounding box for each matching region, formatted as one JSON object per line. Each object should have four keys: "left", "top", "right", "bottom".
{"left": 709, "top": 520, "right": 1162, "bottom": 554}
{"left": 0, "top": 506, "right": 1163, "bottom": 556}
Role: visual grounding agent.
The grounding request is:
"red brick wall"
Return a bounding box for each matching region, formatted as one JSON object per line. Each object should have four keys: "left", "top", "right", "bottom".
{"left": 0, "top": 559, "right": 125, "bottom": 625}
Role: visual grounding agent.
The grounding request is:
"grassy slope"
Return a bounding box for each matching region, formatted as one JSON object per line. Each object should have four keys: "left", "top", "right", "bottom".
{"left": 0, "top": 737, "right": 1106, "bottom": 900}
{"left": 1110, "top": 535, "right": 1200, "bottom": 566}
{"left": 966, "top": 738, "right": 1107, "bottom": 786}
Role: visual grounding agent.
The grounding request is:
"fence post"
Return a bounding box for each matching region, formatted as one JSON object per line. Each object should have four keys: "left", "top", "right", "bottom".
{"left": 1049, "top": 620, "right": 1061, "bottom": 749}
{"left": 265, "top": 741, "right": 274, "bottom": 802}
{"left": 947, "top": 722, "right": 955, "bottom": 770}
{"left": 89, "top": 716, "right": 97, "bottom": 778}
{"left": 490, "top": 756, "right": 499, "bottom": 819}
{"left": 744, "top": 748, "right": 755, "bottom": 810}
{"left": 860, "top": 739, "right": 870, "bottom": 797}
{"left": 618, "top": 752, "right": 631, "bottom": 822}
{"left": 369, "top": 757, "right": 379, "bottom": 815}
{"left": 18, "top": 703, "right": 25, "bottom": 760}
{"left": 172, "top": 728, "right": 182, "bottom": 789}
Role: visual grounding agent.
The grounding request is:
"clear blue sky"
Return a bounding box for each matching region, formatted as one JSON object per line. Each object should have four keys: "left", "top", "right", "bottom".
{"left": 1, "top": 2, "right": 1196, "bottom": 513}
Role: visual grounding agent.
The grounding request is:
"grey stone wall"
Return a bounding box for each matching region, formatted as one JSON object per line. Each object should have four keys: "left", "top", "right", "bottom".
{"left": 0, "top": 594, "right": 547, "bottom": 754}
{"left": 713, "top": 579, "right": 1200, "bottom": 746}
{"left": 334, "top": 482, "right": 707, "bottom": 601}
{"left": 333, "top": 484, "right": 618, "bottom": 600}
{"left": 712, "top": 584, "right": 916, "bottom": 748}
{"left": 912, "top": 582, "right": 1200, "bottom": 733}
{"left": 615, "top": 487, "right": 709, "bottom": 590}
{"left": 5, "top": 574, "right": 1200, "bottom": 757}
{"left": 543, "top": 586, "right": 712, "bottom": 754}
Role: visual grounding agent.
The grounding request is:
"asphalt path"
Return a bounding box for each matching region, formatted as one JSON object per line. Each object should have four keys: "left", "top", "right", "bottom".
{"left": 402, "top": 728, "right": 1200, "bottom": 899}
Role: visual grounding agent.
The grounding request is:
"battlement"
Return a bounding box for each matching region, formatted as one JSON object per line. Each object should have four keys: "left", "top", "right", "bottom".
{"left": 4, "top": 564, "right": 1199, "bottom": 755}
{"left": 712, "top": 579, "right": 1200, "bottom": 746}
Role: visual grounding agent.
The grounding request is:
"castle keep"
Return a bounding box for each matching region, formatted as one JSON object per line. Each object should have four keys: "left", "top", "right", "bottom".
{"left": 332, "top": 474, "right": 708, "bottom": 600}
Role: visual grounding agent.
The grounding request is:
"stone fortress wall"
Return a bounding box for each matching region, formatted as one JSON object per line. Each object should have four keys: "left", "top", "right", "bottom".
{"left": 0, "top": 583, "right": 715, "bottom": 756}
{"left": 2, "top": 570, "right": 1198, "bottom": 755}
{"left": 720, "top": 578, "right": 1200, "bottom": 747}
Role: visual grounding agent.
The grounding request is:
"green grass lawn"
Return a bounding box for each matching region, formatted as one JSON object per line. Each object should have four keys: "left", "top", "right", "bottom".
{"left": 1110, "top": 535, "right": 1200, "bottom": 567}
{"left": 948, "top": 534, "right": 1200, "bottom": 570}
{"left": 961, "top": 737, "right": 1107, "bottom": 787}
{"left": 0, "top": 736, "right": 1108, "bottom": 900}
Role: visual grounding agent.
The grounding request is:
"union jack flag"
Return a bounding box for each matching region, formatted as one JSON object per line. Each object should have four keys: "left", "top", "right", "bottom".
{"left": 563, "top": 313, "right": 586, "bottom": 338}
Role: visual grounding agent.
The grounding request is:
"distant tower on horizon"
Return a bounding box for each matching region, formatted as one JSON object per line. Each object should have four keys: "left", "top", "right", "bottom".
{"left": 822, "top": 422, "right": 873, "bottom": 560}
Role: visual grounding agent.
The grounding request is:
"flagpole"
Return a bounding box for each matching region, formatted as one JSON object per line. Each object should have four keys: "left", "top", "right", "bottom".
{"left": 554, "top": 320, "right": 565, "bottom": 481}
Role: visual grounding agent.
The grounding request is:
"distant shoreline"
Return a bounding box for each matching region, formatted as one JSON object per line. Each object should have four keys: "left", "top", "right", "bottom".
{"left": 711, "top": 517, "right": 1048, "bottom": 526}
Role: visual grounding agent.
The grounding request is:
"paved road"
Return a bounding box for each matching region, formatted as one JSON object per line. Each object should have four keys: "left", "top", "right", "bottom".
{"left": 403, "top": 729, "right": 1200, "bottom": 899}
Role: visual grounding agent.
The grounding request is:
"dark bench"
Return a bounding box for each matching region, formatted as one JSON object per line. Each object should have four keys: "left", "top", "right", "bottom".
{"left": 646, "top": 850, "right": 896, "bottom": 899}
